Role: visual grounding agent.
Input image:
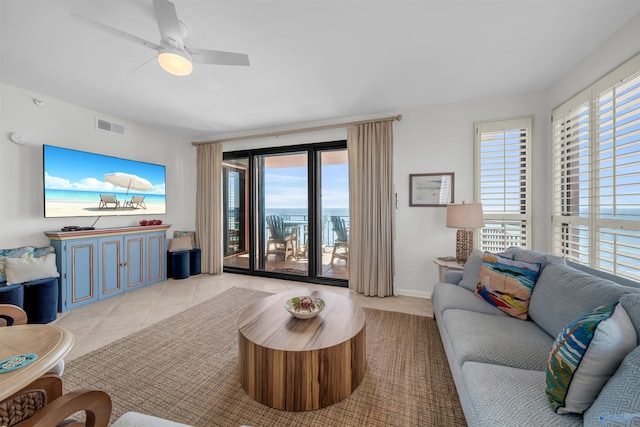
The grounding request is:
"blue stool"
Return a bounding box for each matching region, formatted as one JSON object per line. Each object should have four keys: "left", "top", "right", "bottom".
{"left": 0, "top": 283, "right": 24, "bottom": 307}
{"left": 22, "top": 277, "right": 59, "bottom": 324}
{"left": 189, "top": 248, "right": 201, "bottom": 276}
{"left": 168, "top": 251, "right": 190, "bottom": 280}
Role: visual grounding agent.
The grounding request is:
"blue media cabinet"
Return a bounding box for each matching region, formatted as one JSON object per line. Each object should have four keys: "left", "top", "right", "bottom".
{"left": 45, "top": 225, "right": 169, "bottom": 312}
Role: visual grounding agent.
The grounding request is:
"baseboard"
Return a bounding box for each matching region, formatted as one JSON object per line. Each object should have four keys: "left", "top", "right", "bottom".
{"left": 395, "top": 288, "right": 431, "bottom": 299}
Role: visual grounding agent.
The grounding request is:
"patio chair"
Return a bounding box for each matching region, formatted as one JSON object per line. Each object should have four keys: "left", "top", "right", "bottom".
{"left": 125, "top": 195, "right": 146, "bottom": 209}
{"left": 98, "top": 194, "right": 120, "bottom": 209}
{"left": 330, "top": 216, "right": 349, "bottom": 266}
{"left": 265, "top": 215, "right": 297, "bottom": 261}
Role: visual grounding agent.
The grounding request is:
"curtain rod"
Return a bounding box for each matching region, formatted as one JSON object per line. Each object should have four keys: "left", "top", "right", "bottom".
{"left": 191, "top": 114, "right": 402, "bottom": 146}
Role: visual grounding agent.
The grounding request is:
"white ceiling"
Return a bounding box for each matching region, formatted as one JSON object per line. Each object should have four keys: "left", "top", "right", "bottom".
{"left": 1, "top": 1, "right": 639, "bottom": 140}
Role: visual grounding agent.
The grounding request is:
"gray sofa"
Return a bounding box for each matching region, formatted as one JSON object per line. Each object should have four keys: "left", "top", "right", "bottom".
{"left": 432, "top": 247, "right": 640, "bottom": 426}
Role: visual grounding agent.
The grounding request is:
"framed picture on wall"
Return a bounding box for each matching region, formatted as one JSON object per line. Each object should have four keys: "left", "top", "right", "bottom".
{"left": 409, "top": 172, "right": 454, "bottom": 207}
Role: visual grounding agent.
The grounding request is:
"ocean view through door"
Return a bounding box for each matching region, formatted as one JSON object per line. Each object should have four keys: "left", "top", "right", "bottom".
{"left": 222, "top": 142, "right": 349, "bottom": 285}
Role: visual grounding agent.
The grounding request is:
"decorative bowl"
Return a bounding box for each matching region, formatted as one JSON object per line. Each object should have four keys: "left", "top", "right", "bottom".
{"left": 285, "top": 296, "right": 326, "bottom": 319}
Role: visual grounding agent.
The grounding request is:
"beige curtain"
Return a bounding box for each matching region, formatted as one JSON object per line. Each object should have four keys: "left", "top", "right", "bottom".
{"left": 196, "top": 143, "right": 223, "bottom": 274}
{"left": 347, "top": 121, "right": 395, "bottom": 297}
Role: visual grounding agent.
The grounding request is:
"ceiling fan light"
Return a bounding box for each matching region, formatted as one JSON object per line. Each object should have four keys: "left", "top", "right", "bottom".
{"left": 157, "top": 49, "right": 193, "bottom": 76}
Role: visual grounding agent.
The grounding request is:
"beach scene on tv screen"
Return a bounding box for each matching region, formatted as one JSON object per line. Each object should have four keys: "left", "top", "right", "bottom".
{"left": 44, "top": 145, "right": 166, "bottom": 218}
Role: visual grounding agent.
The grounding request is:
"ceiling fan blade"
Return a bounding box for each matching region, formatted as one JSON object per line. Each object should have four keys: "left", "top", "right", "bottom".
{"left": 70, "top": 12, "right": 163, "bottom": 52}
{"left": 153, "top": 0, "right": 184, "bottom": 49}
{"left": 132, "top": 55, "right": 158, "bottom": 72}
{"left": 187, "top": 48, "right": 250, "bottom": 66}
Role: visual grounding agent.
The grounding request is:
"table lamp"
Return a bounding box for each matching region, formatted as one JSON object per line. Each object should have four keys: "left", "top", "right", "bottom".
{"left": 446, "top": 202, "right": 485, "bottom": 263}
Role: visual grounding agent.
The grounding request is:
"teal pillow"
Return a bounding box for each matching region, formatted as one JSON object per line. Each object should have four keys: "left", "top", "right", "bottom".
{"left": 546, "top": 303, "right": 637, "bottom": 414}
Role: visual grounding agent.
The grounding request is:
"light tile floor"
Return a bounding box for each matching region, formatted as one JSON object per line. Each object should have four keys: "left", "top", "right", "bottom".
{"left": 53, "top": 273, "right": 433, "bottom": 361}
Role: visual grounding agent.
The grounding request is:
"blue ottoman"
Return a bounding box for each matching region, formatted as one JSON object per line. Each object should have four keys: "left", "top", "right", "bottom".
{"left": 0, "top": 283, "right": 24, "bottom": 307}
{"left": 189, "top": 248, "right": 201, "bottom": 276}
{"left": 22, "top": 277, "right": 58, "bottom": 324}
{"left": 168, "top": 251, "right": 190, "bottom": 280}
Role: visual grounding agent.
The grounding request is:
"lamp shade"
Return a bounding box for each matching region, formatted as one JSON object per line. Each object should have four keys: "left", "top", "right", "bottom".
{"left": 157, "top": 48, "right": 193, "bottom": 76}
{"left": 446, "top": 203, "right": 485, "bottom": 229}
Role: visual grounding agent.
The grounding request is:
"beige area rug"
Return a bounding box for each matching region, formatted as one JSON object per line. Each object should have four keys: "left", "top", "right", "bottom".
{"left": 63, "top": 287, "right": 466, "bottom": 427}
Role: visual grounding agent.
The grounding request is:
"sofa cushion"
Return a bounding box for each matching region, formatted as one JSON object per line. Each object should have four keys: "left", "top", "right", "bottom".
{"left": 4, "top": 253, "right": 60, "bottom": 285}
{"left": 432, "top": 282, "right": 508, "bottom": 320}
{"left": 546, "top": 303, "right": 637, "bottom": 415}
{"left": 619, "top": 293, "right": 640, "bottom": 338}
{"left": 458, "top": 249, "right": 483, "bottom": 291}
{"left": 529, "top": 263, "right": 640, "bottom": 339}
{"left": 583, "top": 346, "right": 640, "bottom": 426}
{"left": 461, "top": 362, "right": 582, "bottom": 427}
{"left": 506, "top": 246, "right": 567, "bottom": 269}
{"left": 32, "top": 246, "right": 55, "bottom": 258}
{"left": 475, "top": 252, "right": 541, "bottom": 319}
{"left": 0, "top": 246, "right": 35, "bottom": 283}
{"left": 441, "top": 309, "right": 553, "bottom": 371}
{"left": 167, "top": 237, "right": 193, "bottom": 252}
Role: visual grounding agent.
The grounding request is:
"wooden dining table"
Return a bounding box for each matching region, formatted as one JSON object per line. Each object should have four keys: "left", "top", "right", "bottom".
{"left": 0, "top": 324, "right": 74, "bottom": 401}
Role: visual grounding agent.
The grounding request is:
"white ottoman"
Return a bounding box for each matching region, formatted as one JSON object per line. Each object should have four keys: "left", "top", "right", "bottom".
{"left": 111, "top": 412, "right": 193, "bottom": 427}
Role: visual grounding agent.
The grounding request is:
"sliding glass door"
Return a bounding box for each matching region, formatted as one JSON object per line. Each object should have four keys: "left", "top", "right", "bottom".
{"left": 255, "top": 151, "right": 309, "bottom": 275}
{"left": 317, "top": 149, "right": 349, "bottom": 279}
{"left": 222, "top": 158, "right": 248, "bottom": 269}
{"left": 223, "top": 141, "right": 348, "bottom": 286}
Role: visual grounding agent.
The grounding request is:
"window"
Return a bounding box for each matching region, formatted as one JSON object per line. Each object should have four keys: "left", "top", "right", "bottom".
{"left": 475, "top": 117, "right": 534, "bottom": 252}
{"left": 552, "top": 53, "right": 640, "bottom": 282}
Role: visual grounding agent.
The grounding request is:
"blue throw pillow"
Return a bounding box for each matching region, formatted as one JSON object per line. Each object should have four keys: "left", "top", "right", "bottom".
{"left": 546, "top": 302, "right": 637, "bottom": 414}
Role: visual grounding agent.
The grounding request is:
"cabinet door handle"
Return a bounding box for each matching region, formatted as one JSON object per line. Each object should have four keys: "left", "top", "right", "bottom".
{"left": 119, "top": 262, "right": 127, "bottom": 267}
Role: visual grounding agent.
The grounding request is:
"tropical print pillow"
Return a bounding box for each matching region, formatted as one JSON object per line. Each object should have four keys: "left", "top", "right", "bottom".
{"left": 474, "top": 251, "right": 541, "bottom": 319}
{"left": 546, "top": 303, "right": 637, "bottom": 414}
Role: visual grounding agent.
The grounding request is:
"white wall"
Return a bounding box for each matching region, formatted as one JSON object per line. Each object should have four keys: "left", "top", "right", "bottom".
{"left": 395, "top": 94, "right": 548, "bottom": 297}
{"left": 0, "top": 83, "right": 196, "bottom": 248}
{"left": 547, "top": 14, "right": 640, "bottom": 110}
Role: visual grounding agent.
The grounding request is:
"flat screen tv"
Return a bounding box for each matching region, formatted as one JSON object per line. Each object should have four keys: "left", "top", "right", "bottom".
{"left": 43, "top": 145, "right": 166, "bottom": 218}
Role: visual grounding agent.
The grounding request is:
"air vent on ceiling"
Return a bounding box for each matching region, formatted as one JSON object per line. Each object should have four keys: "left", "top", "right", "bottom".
{"left": 96, "top": 118, "right": 126, "bottom": 135}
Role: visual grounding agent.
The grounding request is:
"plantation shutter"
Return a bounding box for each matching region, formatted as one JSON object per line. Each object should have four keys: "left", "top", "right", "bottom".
{"left": 551, "top": 90, "right": 591, "bottom": 264}
{"left": 552, "top": 53, "right": 640, "bottom": 282}
{"left": 475, "top": 117, "right": 533, "bottom": 252}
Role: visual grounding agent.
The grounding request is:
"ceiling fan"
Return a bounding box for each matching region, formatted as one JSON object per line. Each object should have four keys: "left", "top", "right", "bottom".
{"left": 71, "top": 0, "right": 249, "bottom": 76}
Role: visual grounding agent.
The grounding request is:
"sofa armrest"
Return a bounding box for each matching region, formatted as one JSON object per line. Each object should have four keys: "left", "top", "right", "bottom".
{"left": 444, "top": 271, "right": 463, "bottom": 284}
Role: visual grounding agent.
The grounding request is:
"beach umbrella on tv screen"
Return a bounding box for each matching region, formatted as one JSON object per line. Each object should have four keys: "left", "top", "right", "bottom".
{"left": 104, "top": 172, "right": 153, "bottom": 198}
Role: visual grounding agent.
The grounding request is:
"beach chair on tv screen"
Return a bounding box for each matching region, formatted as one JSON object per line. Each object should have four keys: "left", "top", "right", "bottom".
{"left": 125, "top": 195, "right": 146, "bottom": 209}
{"left": 99, "top": 194, "right": 120, "bottom": 209}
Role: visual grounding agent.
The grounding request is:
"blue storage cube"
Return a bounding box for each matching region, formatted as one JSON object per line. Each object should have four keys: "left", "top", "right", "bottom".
{"left": 189, "top": 248, "right": 201, "bottom": 276}
{"left": 169, "top": 251, "right": 190, "bottom": 280}
{"left": 0, "top": 283, "right": 24, "bottom": 307}
{"left": 22, "top": 277, "right": 59, "bottom": 324}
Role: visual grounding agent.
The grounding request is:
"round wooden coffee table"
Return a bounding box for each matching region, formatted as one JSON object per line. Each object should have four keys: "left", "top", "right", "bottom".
{"left": 238, "top": 290, "right": 366, "bottom": 411}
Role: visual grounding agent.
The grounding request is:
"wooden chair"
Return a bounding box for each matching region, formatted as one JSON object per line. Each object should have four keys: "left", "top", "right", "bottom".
{"left": 98, "top": 194, "right": 120, "bottom": 209}
{"left": 0, "top": 304, "right": 28, "bottom": 327}
{"left": 330, "top": 216, "right": 349, "bottom": 266}
{"left": 0, "top": 374, "right": 112, "bottom": 427}
{"left": 265, "top": 215, "right": 297, "bottom": 261}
